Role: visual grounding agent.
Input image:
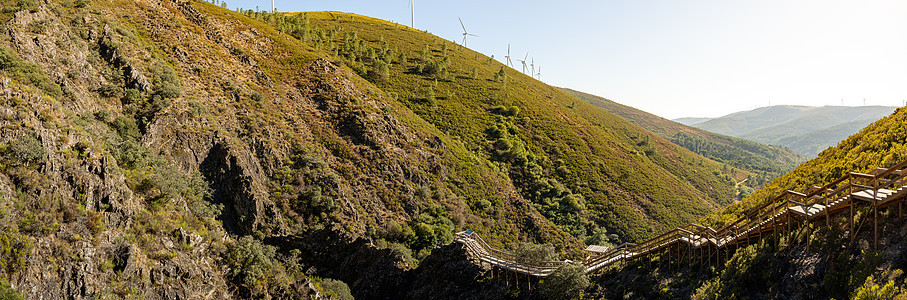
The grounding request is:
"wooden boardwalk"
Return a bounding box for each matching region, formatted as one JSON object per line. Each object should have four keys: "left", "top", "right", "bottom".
{"left": 456, "top": 160, "right": 907, "bottom": 277}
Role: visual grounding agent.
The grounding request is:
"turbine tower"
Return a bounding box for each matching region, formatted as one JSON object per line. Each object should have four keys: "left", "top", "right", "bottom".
{"left": 530, "top": 57, "right": 535, "bottom": 77}
{"left": 271, "top": 0, "right": 274, "bottom": 12}
{"left": 535, "top": 67, "right": 541, "bottom": 80}
{"left": 505, "top": 44, "right": 513, "bottom": 67}
{"left": 517, "top": 53, "right": 528, "bottom": 74}
{"left": 409, "top": 0, "right": 414, "bottom": 28}
{"left": 459, "top": 18, "right": 477, "bottom": 47}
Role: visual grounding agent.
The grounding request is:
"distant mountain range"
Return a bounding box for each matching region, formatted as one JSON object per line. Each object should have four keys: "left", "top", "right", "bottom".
{"left": 675, "top": 105, "right": 898, "bottom": 157}
{"left": 562, "top": 88, "right": 805, "bottom": 192}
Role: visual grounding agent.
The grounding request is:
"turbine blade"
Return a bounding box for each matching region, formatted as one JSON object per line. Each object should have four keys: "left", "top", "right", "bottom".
{"left": 459, "top": 17, "right": 467, "bottom": 32}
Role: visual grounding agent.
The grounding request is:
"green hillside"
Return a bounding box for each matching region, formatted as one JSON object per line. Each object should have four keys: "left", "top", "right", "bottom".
{"left": 562, "top": 88, "right": 805, "bottom": 190}
{"left": 275, "top": 10, "right": 746, "bottom": 241}
{"left": 706, "top": 106, "right": 907, "bottom": 226}
{"left": 0, "top": 0, "right": 752, "bottom": 298}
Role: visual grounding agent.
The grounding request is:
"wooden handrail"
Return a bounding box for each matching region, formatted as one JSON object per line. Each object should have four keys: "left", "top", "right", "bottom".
{"left": 457, "top": 160, "right": 907, "bottom": 277}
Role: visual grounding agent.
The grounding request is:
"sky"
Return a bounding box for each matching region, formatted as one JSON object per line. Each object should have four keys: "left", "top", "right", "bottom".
{"left": 225, "top": 0, "right": 907, "bottom": 119}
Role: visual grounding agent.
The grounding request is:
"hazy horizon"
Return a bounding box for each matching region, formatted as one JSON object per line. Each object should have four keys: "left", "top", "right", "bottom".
{"left": 227, "top": 0, "right": 907, "bottom": 119}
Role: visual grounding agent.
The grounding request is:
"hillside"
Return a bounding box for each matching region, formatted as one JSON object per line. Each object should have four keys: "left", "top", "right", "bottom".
{"left": 0, "top": 0, "right": 749, "bottom": 298}
{"left": 676, "top": 105, "right": 896, "bottom": 157}
{"left": 562, "top": 88, "right": 805, "bottom": 190}
{"left": 288, "top": 11, "right": 747, "bottom": 239}
{"left": 598, "top": 106, "right": 907, "bottom": 299}
{"left": 705, "top": 106, "right": 907, "bottom": 226}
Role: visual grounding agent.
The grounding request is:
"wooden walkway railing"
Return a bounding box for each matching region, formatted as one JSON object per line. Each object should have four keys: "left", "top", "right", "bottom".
{"left": 455, "top": 160, "right": 907, "bottom": 277}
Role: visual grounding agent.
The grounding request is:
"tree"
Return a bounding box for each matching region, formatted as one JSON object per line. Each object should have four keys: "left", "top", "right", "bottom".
{"left": 373, "top": 59, "right": 389, "bottom": 82}
{"left": 515, "top": 243, "right": 558, "bottom": 262}
{"left": 152, "top": 62, "right": 182, "bottom": 99}
{"left": 229, "top": 236, "right": 277, "bottom": 289}
{"left": 322, "top": 279, "right": 354, "bottom": 300}
{"left": 539, "top": 262, "right": 591, "bottom": 300}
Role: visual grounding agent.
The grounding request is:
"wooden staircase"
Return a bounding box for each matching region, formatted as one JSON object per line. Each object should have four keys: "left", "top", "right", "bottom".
{"left": 455, "top": 160, "right": 907, "bottom": 277}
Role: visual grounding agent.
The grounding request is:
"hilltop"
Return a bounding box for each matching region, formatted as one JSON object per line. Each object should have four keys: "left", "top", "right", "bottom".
{"left": 0, "top": 0, "right": 753, "bottom": 298}
{"left": 292, "top": 11, "right": 748, "bottom": 239}
{"left": 676, "top": 105, "right": 896, "bottom": 157}
{"left": 563, "top": 88, "right": 805, "bottom": 191}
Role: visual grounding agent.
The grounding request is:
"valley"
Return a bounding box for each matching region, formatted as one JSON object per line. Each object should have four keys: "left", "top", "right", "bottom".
{"left": 0, "top": 1, "right": 904, "bottom": 299}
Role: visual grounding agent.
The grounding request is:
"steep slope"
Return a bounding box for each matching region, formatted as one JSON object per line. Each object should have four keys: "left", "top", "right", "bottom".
{"left": 706, "top": 106, "right": 907, "bottom": 225}
{"left": 0, "top": 0, "right": 745, "bottom": 298}
{"left": 562, "top": 88, "right": 805, "bottom": 190}
{"left": 0, "top": 0, "right": 571, "bottom": 298}
{"left": 774, "top": 119, "right": 882, "bottom": 156}
{"left": 282, "top": 10, "right": 743, "bottom": 240}
{"left": 603, "top": 106, "right": 907, "bottom": 299}
{"left": 680, "top": 105, "right": 896, "bottom": 157}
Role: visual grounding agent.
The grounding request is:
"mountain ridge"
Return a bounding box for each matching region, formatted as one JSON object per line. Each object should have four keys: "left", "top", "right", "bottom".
{"left": 562, "top": 88, "right": 805, "bottom": 191}
{"left": 675, "top": 105, "right": 896, "bottom": 156}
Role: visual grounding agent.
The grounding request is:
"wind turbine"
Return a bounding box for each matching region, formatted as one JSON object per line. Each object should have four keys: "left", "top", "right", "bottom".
{"left": 517, "top": 53, "right": 528, "bottom": 74}
{"left": 459, "top": 18, "right": 477, "bottom": 47}
{"left": 535, "top": 67, "right": 541, "bottom": 80}
{"left": 505, "top": 44, "right": 513, "bottom": 67}
{"left": 530, "top": 58, "right": 535, "bottom": 77}
{"left": 409, "top": 0, "right": 414, "bottom": 28}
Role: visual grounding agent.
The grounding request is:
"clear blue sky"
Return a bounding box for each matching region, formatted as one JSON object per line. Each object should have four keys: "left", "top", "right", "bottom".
{"left": 225, "top": 0, "right": 907, "bottom": 119}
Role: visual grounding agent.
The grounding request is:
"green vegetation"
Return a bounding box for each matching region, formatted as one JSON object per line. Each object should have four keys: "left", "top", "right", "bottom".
{"left": 0, "top": 46, "right": 61, "bottom": 97}
{"left": 0, "top": 279, "right": 23, "bottom": 300}
{"left": 539, "top": 262, "right": 590, "bottom": 300}
{"left": 151, "top": 61, "right": 182, "bottom": 100}
{"left": 228, "top": 236, "right": 281, "bottom": 292}
{"left": 514, "top": 243, "right": 558, "bottom": 262}
{"left": 563, "top": 88, "right": 805, "bottom": 194}
{"left": 853, "top": 273, "right": 907, "bottom": 300}
{"left": 321, "top": 278, "right": 354, "bottom": 300}
{"left": 682, "top": 105, "right": 896, "bottom": 157}
{"left": 235, "top": 9, "right": 744, "bottom": 244}
{"left": 707, "top": 107, "right": 907, "bottom": 227}
{"left": 0, "top": 228, "right": 30, "bottom": 275}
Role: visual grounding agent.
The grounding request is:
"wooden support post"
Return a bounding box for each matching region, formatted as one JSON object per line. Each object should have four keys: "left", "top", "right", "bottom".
{"left": 899, "top": 201, "right": 902, "bottom": 218}
{"left": 787, "top": 212, "right": 792, "bottom": 246}
{"left": 688, "top": 242, "right": 692, "bottom": 267}
{"left": 874, "top": 178, "right": 879, "bottom": 250}
{"left": 826, "top": 195, "right": 831, "bottom": 227}
{"left": 850, "top": 177, "right": 855, "bottom": 241}
{"left": 772, "top": 205, "right": 777, "bottom": 250}
{"left": 874, "top": 201, "right": 879, "bottom": 250}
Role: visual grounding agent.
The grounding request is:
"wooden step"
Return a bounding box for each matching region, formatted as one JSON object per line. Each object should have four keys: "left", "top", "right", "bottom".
{"left": 852, "top": 189, "right": 895, "bottom": 202}
{"left": 790, "top": 204, "right": 825, "bottom": 217}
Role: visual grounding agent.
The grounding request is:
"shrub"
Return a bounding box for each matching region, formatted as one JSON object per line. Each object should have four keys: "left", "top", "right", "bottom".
{"left": 539, "top": 262, "right": 590, "bottom": 300}
{"left": 853, "top": 274, "right": 907, "bottom": 300}
{"left": 229, "top": 236, "right": 277, "bottom": 289}
{"left": 321, "top": 278, "right": 353, "bottom": 300}
{"left": 151, "top": 62, "right": 181, "bottom": 99}
{"left": 0, "top": 279, "right": 24, "bottom": 300}
{"left": 9, "top": 133, "right": 44, "bottom": 166}
{"left": 0, "top": 46, "right": 61, "bottom": 97}
{"left": 152, "top": 164, "right": 212, "bottom": 204}
{"left": 515, "top": 243, "right": 558, "bottom": 262}
{"left": 0, "top": 228, "right": 32, "bottom": 275}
